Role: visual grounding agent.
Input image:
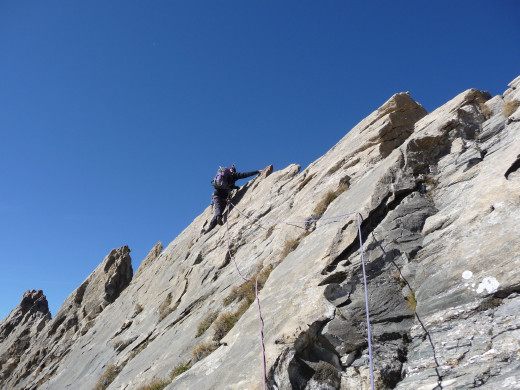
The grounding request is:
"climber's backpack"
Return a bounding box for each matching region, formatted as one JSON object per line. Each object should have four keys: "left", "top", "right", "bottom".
{"left": 212, "top": 167, "right": 233, "bottom": 190}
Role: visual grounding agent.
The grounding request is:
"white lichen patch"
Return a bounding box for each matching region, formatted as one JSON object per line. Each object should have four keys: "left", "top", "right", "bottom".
{"left": 462, "top": 270, "right": 473, "bottom": 280}
{"left": 476, "top": 277, "right": 500, "bottom": 294}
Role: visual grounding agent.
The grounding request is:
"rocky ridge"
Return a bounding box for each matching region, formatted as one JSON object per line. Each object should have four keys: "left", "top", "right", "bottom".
{"left": 0, "top": 246, "right": 132, "bottom": 388}
{"left": 1, "top": 75, "right": 519, "bottom": 390}
{"left": 0, "top": 290, "right": 50, "bottom": 384}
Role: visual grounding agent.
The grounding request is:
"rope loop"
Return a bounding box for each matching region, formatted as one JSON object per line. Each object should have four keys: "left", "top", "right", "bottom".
{"left": 222, "top": 199, "right": 443, "bottom": 390}
{"left": 223, "top": 201, "right": 376, "bottom": 390}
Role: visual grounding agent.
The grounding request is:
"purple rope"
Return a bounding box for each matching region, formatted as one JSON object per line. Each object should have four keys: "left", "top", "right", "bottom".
{"left": 225, "top": 212, "right": 268, "bottom": 389}
{"left": 357, "top": 212, "right": 375, "bottom": 390}
{"left": 255, "top": 279, "right": 267, "bottom": 387}
{"left": 225, "top": 202, "right": 375, "bottom": 390}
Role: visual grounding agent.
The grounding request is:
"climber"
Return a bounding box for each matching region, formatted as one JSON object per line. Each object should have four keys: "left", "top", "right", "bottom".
{"left": 203, "top": 164, "right": 261, "bottom": 234}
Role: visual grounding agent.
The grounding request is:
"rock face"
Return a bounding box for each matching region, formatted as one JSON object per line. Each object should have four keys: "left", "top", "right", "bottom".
{"left": 1, "top": 76, "right": 519, "bottom": 390}
{"left": 0, "top": 246, "right": 132, "bottom": 389}
{"left": 0, "top": 290, "right": 50, "bottom": 384}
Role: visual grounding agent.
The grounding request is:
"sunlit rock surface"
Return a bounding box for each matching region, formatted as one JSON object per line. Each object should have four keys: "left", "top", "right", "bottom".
{"left": 1, "top": 76, "right": 519, "bottom": 390}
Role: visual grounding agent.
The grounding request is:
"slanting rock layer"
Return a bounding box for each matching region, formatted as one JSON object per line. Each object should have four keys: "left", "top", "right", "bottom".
{"left": 0, "top": 290, "right": 50, "bottom": 384}
{"left": 1, "top": 76, "right": 519, "bottom": 390}
{"left": 0, "top": 246, "right": 132, "bottom": 389}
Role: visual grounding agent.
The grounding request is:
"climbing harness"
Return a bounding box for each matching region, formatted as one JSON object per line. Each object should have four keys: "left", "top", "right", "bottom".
{"left": 224, "top": 201, "right": 375, "bottom": 390}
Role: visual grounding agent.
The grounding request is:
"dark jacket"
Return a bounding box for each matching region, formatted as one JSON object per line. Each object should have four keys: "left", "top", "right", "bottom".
{"left": 212, "top": 170, "right": 259, "bottom": 199}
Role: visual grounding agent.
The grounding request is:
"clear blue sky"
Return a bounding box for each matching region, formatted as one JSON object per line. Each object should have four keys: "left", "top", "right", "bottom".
{"left": 1, "top": 1, "right": 519, "bottom": 320}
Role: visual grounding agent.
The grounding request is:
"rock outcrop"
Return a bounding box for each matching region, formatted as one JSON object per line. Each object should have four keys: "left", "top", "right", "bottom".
{"left": 1, "top": 76, "right": 519, "bottom": 390}
{"left": 0, "top": 246, "right": 132, "bottom": 389}
{"left": 0, "top": 290, "right": 50, "bottom": 384}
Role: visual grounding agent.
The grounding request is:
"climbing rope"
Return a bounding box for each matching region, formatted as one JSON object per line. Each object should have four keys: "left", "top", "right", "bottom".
{"left": 369, "top": 230, "right": 443, "bottom": 389}
{"left": 224, "top": 215, "right": 267, "bottom": 389}
{"left": 224, "top": 201, "right": 375, "bottom": 390}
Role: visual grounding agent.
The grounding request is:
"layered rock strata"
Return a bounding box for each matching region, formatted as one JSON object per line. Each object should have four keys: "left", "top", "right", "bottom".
{"left": 1, "top": 75, "right": 519, "bottom": 390}
{"left": 0, "top": 246, "right": 132, "bottom": 389}
{"left": 0, "top": 290, "right": 50, "bottom": 384}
